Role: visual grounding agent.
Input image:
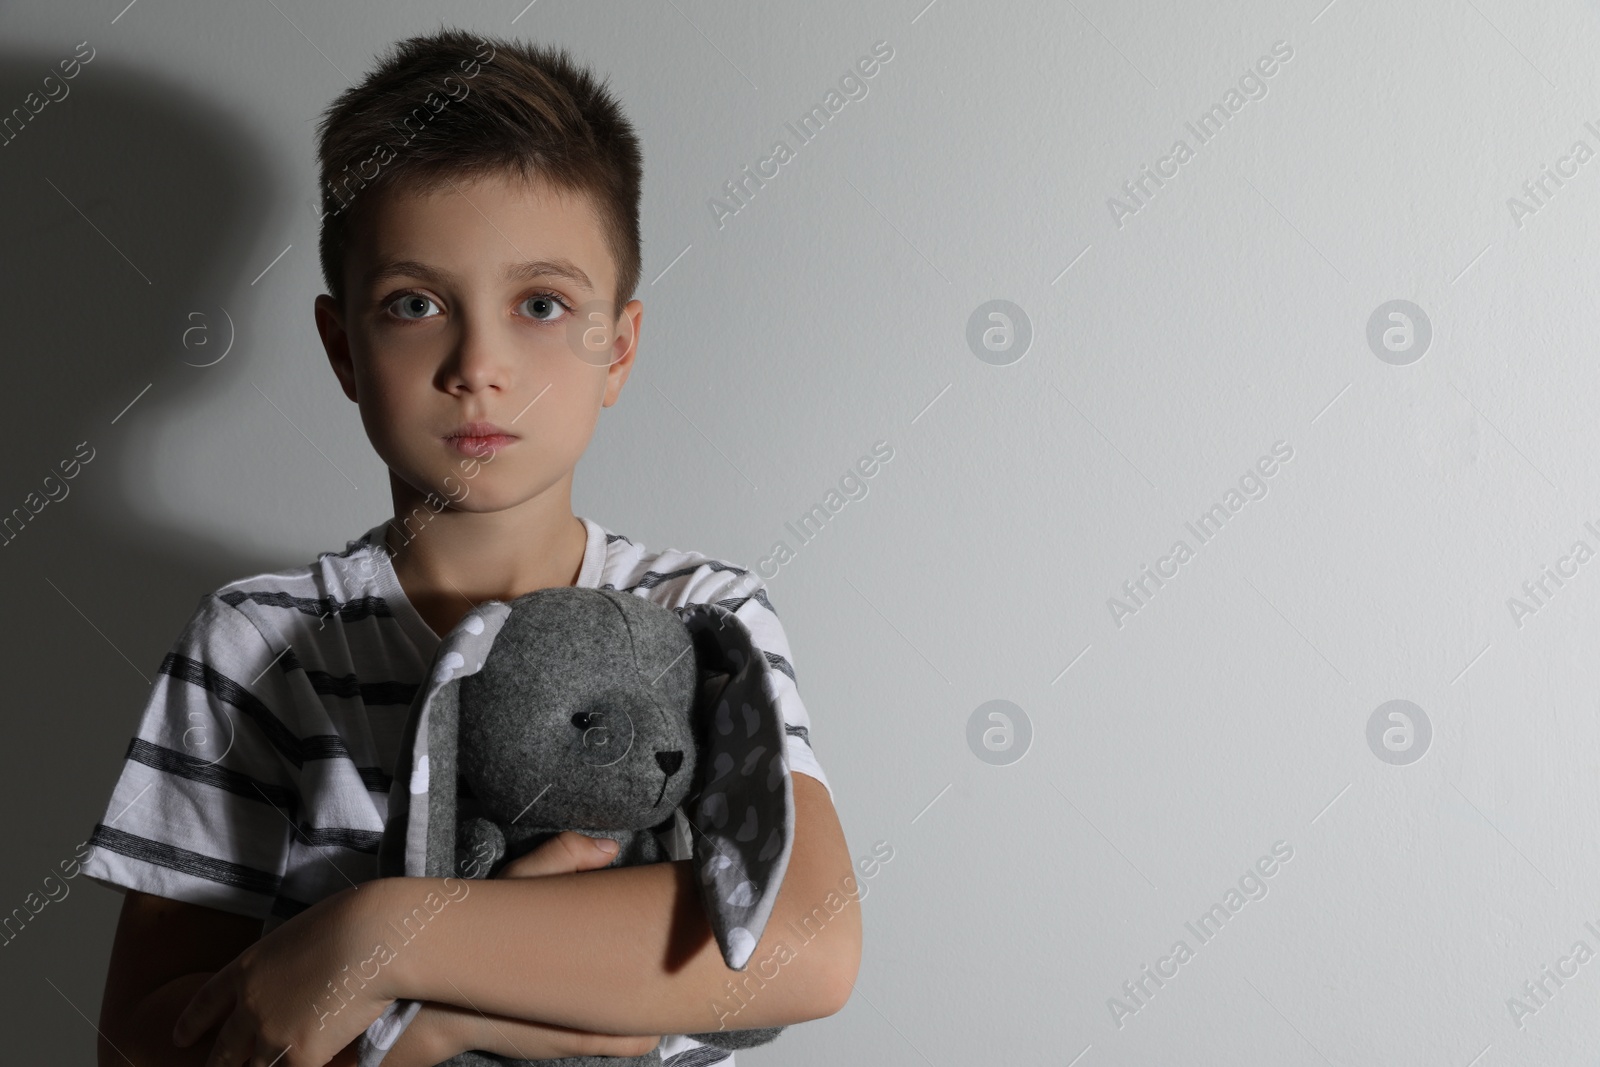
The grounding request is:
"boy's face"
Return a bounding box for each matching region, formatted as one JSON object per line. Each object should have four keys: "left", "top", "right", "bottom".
{"left": 315, "top": 171, "right": 640, "bottom": 515}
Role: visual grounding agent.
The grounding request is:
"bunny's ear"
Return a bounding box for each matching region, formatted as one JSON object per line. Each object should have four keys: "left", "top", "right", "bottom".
{"left": 360, "top": 600, "right": 515, "bottom": 1067}
{"left": 673, "top": 602, "right": 795, "bottom": 971}
{"left": 377, "top": 600, "right": 515, "bottom": 880}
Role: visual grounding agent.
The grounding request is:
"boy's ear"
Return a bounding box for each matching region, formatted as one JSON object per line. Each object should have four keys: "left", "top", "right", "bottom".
{"left": 602, "top": 299, "right": 641, "bottom": 408}
{"left": 314, "top": 293, "right": 359, "bottom": 403}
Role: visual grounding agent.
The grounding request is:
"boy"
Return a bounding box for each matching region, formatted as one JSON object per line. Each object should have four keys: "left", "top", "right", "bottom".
{"left": 81, "top": 27, "right": 860, "bottom": 1067}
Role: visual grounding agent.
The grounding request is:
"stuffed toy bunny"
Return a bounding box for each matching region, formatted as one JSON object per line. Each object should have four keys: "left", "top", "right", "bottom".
{"left": 354, "top": 586, "right": 796, "bottom": 1067}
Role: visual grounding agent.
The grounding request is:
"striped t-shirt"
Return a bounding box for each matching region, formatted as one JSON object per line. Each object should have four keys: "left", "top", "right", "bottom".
{"left": 81, "top": 515, "right": 831, "bottom": 1066}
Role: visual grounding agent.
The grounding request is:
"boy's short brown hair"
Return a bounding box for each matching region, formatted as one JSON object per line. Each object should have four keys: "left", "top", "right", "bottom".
{"left": 314, "top": 26, "right": 642, "bottom": 317}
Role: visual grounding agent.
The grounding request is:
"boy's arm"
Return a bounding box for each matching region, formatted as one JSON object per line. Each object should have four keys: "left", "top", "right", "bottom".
{"left": 96, "top": 892, "right": 262, "bottom": 1066}
{"left": 95, "top": 891, "right": 581, "bottom": 1067}
{"left": 370, "top": 771, "right": 860, "bottom": 1037}
{"left": 96, "top": 890, "right": 403, "bottom": 1067}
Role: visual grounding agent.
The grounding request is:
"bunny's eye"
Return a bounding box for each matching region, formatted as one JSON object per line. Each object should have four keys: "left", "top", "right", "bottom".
{"left": 572, "top": 709, "right": 613, "bottom": 751}
{"left": 569, "top": 704, "right": 634, "bottom": 767}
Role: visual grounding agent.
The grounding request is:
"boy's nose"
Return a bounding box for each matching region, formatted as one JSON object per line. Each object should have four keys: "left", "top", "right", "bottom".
{"left": 655, "top": 750, "right": 682, "bottom": 776}
{"left": 447, "top": 329, "right": 516, "bottom": 392}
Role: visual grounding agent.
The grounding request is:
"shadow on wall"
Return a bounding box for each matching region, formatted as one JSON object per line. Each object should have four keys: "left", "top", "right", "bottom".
{"left": 0, "top": 45, "right": 288, "bottom": 1058}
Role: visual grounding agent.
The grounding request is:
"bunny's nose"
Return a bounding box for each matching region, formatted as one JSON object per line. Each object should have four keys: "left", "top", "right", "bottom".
{"left": 655, "top": 750, "right": 683, "bottom": 776}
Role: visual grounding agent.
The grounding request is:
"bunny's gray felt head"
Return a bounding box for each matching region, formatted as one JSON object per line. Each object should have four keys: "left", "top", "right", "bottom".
{"left": 376, "top": 585, "right": 795, "bottom": 969}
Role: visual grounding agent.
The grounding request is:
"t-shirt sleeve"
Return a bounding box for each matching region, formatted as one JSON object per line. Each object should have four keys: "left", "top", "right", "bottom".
{"left": 710, "top": 570, "right": 834, "bottom": 803}
{"left": 79, "top": 592, "right": 302, "bottom": 921}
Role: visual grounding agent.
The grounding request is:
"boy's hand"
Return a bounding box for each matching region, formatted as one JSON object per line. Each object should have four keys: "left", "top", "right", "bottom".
{"left": 496, "top": 828, "right": 622, "bottom": 878}
{"left": 398, "top": 831, "right": 662, "bottom": 1062}
{"left": 169, "top": 883, "right": 396, "bottom": 1067}
{"left": 394, "top": 1000, "right": 661, "bottom": 1062}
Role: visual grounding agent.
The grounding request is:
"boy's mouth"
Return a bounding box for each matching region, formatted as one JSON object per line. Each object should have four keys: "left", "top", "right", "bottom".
{"left": 443, "top": 421, "right": 519, "bottom": 456}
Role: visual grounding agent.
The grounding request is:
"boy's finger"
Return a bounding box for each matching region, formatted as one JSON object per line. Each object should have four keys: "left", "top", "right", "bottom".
{"left": 497, "top": 832, "right": 619, "bottom": 878}
{"left": 200, "top": 1011, "right": 260, "bottom": 1067}
{"left": 171, "top": 967, "right": 231, "bottom": 1048}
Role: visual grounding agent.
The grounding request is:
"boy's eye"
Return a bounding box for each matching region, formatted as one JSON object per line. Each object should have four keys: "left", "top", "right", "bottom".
{"left": 520, "top": 291, "right": 572, "bottom": 323}
{"left": 386, "top": 293, "right": 440, "bottom": 321}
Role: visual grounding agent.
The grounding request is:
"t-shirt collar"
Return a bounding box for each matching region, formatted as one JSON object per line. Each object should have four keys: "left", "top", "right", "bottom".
{"left": 360, "top": 515, "right": 607, "bottom": 653}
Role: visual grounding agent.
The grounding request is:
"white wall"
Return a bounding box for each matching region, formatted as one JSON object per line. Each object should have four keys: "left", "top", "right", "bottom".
{"left": 5, "top": 0, "right": 1599, "bottom": 1062}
